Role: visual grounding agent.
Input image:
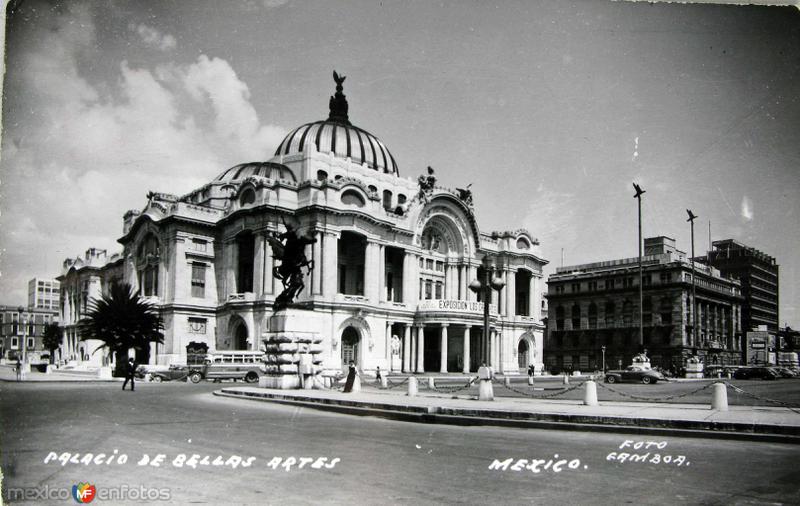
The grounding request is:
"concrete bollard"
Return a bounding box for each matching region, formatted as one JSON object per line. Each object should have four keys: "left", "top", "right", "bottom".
{"left": 380, "top": 375, "right": 388, "bottom": 388}
{"left": 351, "top": 374, "right": 362, "bottom": 393}
{"left": 563, "top": 374, "right": 570, "bottom": 385}
{"left": 711, "top": 382, "right": 728, "bottom": 411}
{"left": 528, "top": 376, "right": 534, "bottom": 386}
{"left": 583, "top": 380, "right": 599, "bottom": 406}
{"left": 428, "top": 377, "right": 436, "bottom": 389}
{"left": 407, "top": 376, "right": 418, "bottom": 397}
{"left": 504, "top": 377, "right": 511, "bottom": 387}
{"left": 477, "top": 366, "right": 494, "bottom": 401}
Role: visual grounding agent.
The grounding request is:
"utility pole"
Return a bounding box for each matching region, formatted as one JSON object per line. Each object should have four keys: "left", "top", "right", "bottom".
{"left": 633, "top": 183, "right": 645, "bottom": 350}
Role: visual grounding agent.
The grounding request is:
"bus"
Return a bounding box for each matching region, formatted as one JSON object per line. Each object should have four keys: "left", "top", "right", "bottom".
{"left": 187, "top": 351, "right": 266, "bottom": 384}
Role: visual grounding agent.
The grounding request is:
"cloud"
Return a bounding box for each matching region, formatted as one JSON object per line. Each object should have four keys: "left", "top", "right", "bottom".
{"left": 130, "top": 23, "right": 177, "bottom": 51}
{"left": 0, "top": 7, "right": 286, "bottom": 304}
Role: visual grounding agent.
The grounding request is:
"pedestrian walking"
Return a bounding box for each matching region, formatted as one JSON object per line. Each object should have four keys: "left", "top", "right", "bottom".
{"left": 15, "top": 357, "right": 23, "bottom": 382}
{"left": 343, "top": 361, "right": 358, "bottom": 393}
{"left": 122, "top": 358, "right": 137, "bottom": 391}
{"left": 375, "top": 365, "right": 383, "bottom": 383}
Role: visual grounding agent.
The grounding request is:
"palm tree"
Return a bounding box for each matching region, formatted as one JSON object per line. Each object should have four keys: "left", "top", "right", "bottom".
{"left": 80, "top": 283, "right": 164, "bottom": 375}
{"left": 42, "top": 322, "right": 62, "bottom": 364}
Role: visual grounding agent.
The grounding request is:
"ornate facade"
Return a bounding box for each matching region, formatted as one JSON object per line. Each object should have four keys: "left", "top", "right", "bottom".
{"left": 61, "top": 75, "right": 548, "bottom": 375}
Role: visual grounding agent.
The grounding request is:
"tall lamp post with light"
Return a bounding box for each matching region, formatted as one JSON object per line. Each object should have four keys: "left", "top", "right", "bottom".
{"left": 633, "top": 183, "right": 645, "bottom": 351}
{"left": 469, "top": 255, "right": 505, "bottom": 368}
{"left": 687, "top": 209, "right": 698, "bottom": 349}
{"left": 601, "top": 345, "right": 606, "bottom": 374}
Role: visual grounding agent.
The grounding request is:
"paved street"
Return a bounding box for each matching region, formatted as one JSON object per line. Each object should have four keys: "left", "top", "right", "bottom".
{"left": 2, "top": 381, "right": 799, "bottom": 505}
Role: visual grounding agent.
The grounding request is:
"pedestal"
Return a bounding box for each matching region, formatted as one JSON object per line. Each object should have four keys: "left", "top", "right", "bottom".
{"left": 261, "top": 308, "right": 325, "bottom": 389}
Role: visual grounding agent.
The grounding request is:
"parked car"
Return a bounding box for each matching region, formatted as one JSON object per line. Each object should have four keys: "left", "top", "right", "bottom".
{"left": 605, "top": 366, "right": 666, "bottom": 384}
{"left": 149, "top": 365, "right": 192, "bottom": 383}
{"left": 732, "top": 367, "right": 779, "bottom": 380}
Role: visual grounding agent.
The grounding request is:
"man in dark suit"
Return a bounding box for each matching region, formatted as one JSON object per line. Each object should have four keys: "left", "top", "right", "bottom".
{"left": 122, "top": 358, "right": 137, "bottom": 391}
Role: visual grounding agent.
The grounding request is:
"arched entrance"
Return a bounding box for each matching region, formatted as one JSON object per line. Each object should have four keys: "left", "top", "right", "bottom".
{"left": 518, "top": 340, "right": 529, "bottom": 370}
{"left": 341, "top": 327, "right": 360, "bottom": 367}
{"left": 229, "top": 317, "right": 249, "bottom": 350}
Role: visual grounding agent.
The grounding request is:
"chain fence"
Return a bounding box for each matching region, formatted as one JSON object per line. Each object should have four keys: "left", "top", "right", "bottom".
{"left": 722, "top": 381, "right": 800, "bottom": 415}
{"left": 596, "top": 381, "right": 716, "bottom": 402}
{"left": 496, "top": 379, "right": 586, "bottom": 399}
{"left": 384, "top": 377, "right": 410, "bottom": 390}
{"left": 429, "top": 376, "right": 479, "bottom": 394}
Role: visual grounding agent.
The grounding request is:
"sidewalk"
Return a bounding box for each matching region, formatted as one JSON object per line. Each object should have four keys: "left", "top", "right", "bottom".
{"left": 214, "top": 382, "right": 800, "bottom": 443}
{"left": 0, "top": 365, "right": 120, "bottom": 382}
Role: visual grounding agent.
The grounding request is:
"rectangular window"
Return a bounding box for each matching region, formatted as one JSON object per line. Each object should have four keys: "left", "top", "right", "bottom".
{"left": 27, "top": 338, "right": 35, "bottom": 349}
{"left": 11, "top": 337, "right": 18, "bottom": 348}
{"left": 426, "top": 259, "right": 434, "bottom": 270}
{"left": 187, "top": 317, "right": 207, "bottom": 334}
{"left": 660, "top": 272, "right": 671, "bottom": 283}
{"left": 191, "top": 263, "right": 206, "bottom": 298}
{"left": 571, "top": 283, "right": 580, "bottom": 293}
{"left": 435, "top": 281, "right": 443, "bottom": 299}
{"left": 555, "top": 285, "right": 564, "bottom": 294}
{"left": 588, "top": 281, "right": 597, "bottom": 291}
{"left": 338, "top": 265, "right": 346, "bottom": 294}
{"left": 425, "top": 280, "right": 433, "bottom": 300}
{"left": 191, "top": 238, "right": 208, "bottom": 252}
{"left": 622, "top": 277, "right": 633, "bottom": 288}
{"left": 435, "top": 261, "right": 444, "bottom": 272}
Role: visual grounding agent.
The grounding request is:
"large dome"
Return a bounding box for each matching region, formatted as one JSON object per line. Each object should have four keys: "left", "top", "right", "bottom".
{"left": 272, "top": 71, "right": 399, "bottom": 176}
{"left": 214, "top": 161, "right": 296, "bottom": 183}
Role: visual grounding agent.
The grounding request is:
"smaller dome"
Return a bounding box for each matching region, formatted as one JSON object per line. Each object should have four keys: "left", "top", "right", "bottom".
{"left": 214, "top": 162, "right": 296, "bottom": 183}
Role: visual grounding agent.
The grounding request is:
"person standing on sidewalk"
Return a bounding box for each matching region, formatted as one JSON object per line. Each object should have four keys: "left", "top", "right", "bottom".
{"left": 343, "top": 361, "right": 358, "bottom": 393}
{"left": 122, "top": 358, "right": 137, "bottom": 391}
{"left": 15, "top": 357, "right": 23, "bottom": 382}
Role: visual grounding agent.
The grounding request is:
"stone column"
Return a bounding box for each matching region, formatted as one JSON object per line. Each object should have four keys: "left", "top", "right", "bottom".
{"left": 466, "top": 264, "right": 476, "bottom": 301}
{"left": 416, "top": 325, "right": 425, "bottom": 373}
{"left": 410, "top": 326, "right": 417, "bottom": 372}
{"left": 311, "top": 231, "right": 322, "bottom": 295}
{"left": 529, "top": 275, "right": 537, "bottom": 319}
{"left": 264, "top": 231, "right": 274, "bottom": 294}
{"left": 253, "top": 232, "right": 265, "bottom": 295}
{"left": 226, "top": 240, "right": 238, "bottom": 296}
{"left": 378, "top": 243, "right": 386, "bottom": 302}
{"left": 497, "top": 331, "right": 504, "bottom": 374}
{"left": 440, "top": 323, "right": 449, "bottom": 373}
{"left": 505, "top": 268, "right": 516, "bottom": 318}
{"left": 403, "top": 324, "right": 411, "bottom": 372}
{"left": 364, "top": 241, "right": 377, "bottom": 302}
{"left": 463, "top": 325, "right": 471, "bottom": 373}
{"left": 385, "top": 321, "right": 392, "bottom": 361}
{"left": 322, "top": 231, "right": 338, "bottom": 298}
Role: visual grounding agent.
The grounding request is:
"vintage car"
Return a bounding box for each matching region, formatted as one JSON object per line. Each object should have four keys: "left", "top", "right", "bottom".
{"left": 732, "top": 367, "right": 779, "bottom": 380}
{"left": 604, "top": 366, "right": 666, "bottom": 384}
{"left": 149, "top": 365, "right": 192, "bottom": 383}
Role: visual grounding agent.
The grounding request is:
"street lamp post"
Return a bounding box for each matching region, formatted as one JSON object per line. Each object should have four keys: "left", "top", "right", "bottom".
{"left": 601, "top": 345, "right": 606, "bottom": 374}
{"left": 469, "top": 256, "right": 506, "bottom": 368}
{"left": 687, "top": 210, "right": 698, "bottom": 349}
{"left": 633, "top": 183, "right": 646, "bottom": 351}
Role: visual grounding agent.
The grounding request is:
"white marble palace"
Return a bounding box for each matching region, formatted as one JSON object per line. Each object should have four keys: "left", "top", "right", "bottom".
{"left": 58, "top": 73, "right": 548, "bottom": 375}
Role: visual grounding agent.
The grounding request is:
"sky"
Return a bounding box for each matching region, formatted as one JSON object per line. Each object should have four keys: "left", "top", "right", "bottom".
{"left": 1, "top": 0, "right": 798, "bottom": 325}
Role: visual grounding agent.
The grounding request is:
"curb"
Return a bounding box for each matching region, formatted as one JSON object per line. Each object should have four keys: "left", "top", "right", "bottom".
{"left": 214, "top": 389, "right": 800, "bottom": 444}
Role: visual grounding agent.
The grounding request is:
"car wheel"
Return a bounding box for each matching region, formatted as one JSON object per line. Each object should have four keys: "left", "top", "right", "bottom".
{"left": 245, "top": 372, "right": 259, "bottom": 384}
{"left": 606, "top": 375, "right": 616, "bottom": 384}
{"left": 641, "top": 376, "right": 652, "bottom": 384}
{"left": 152, "top": 375, "right": 163, "bottom": 383}
{"left": 189, "top": 372, "right": 202, "bottom": 384}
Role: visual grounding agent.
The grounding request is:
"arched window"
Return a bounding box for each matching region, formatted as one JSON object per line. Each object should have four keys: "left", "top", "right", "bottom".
{"left": 239, "top": 188, "right": 256, "bottom": 206}
{"left": 317, "top": 170, "right": 328, "bottom": 181}
{"left": 516, "top": 238, "right": 530, "bottom": 250}
{"left": 605, "top": 301, "right": 615, "bottom": 327}
{"left": 555, "top": 306, "right": 565, "bottom": 330}
{"left": 136, "top": 234, "right": 160, "bottom": 296}
{"left": 571, "top": 304, "right": 581, "bottom": 330}
{"left": 382, "top": 189, "right": 393, "bottom": 210}
{"left": 622, "top": 300, "right": 633, "bottom": 326}
{"left": 341, "top": 189, "right": 366, "bottom": 207}
{"left": 588, "top": 303, "right": 598, "bottom": 329}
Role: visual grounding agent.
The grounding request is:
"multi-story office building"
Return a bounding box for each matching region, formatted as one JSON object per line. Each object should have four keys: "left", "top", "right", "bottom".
{"left": 545, "top": 236, "right": 743, "bottom": 373}
{"left": 699, "top": 239, "right": 779, "bottom": 334}
{"left": 56, "top": 74, "right": 548, "bottom": 374}
{"left": 27, "top": 278, "right": 60, "bottom": 311}
{"left": 0, "top": 305, "right": 59, "bottom": 362}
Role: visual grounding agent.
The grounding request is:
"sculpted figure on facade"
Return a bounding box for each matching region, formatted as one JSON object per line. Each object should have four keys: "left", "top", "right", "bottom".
{"left": 267, "top": 221, "right": 317, "bottom": 310}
